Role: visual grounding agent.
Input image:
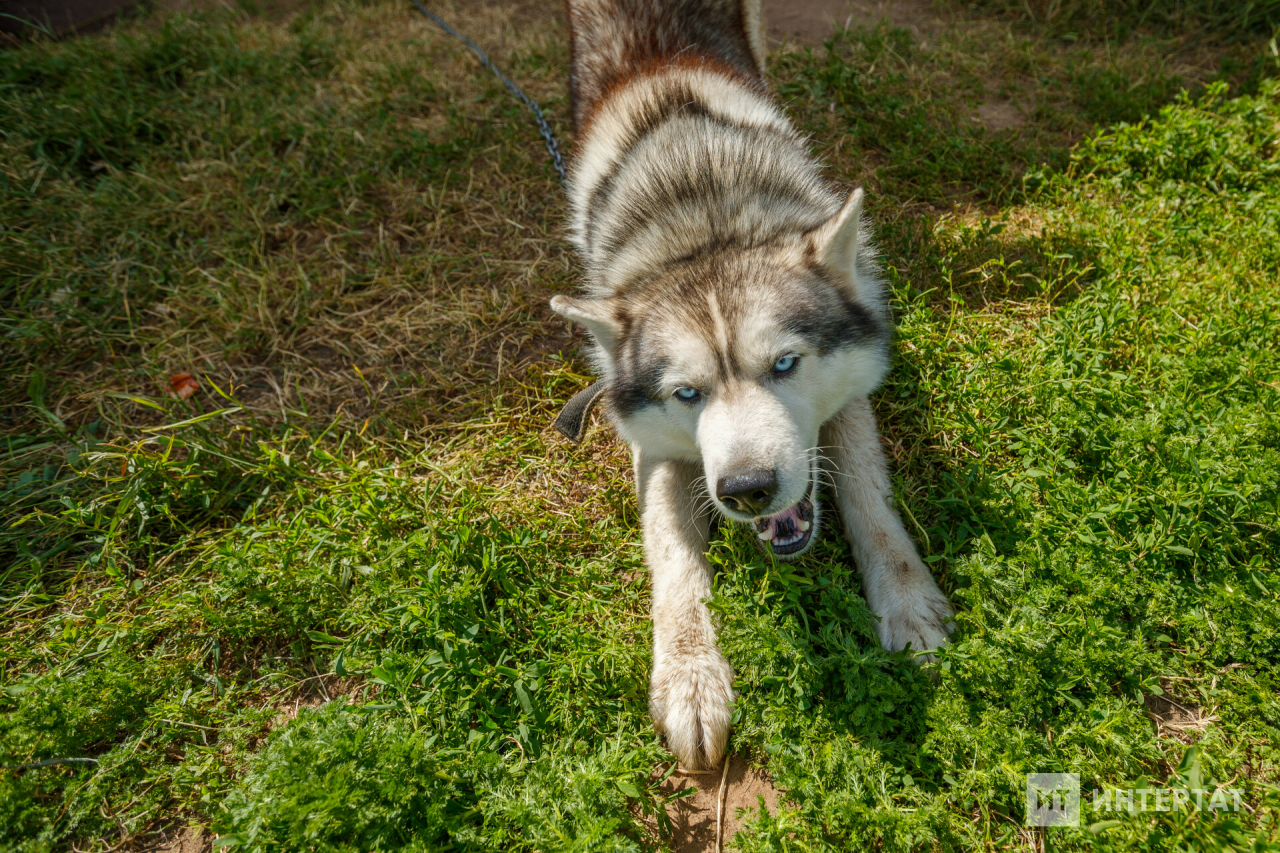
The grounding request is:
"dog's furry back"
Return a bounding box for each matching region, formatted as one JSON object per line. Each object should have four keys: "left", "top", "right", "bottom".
{"left": 566, "top": 0, "right": 766, "bottom": 130}
{"left": 564, "top": 1, "right": 857, "bottom": 315}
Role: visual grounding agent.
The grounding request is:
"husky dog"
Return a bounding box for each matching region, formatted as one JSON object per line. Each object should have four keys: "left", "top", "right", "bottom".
{"left": 551, "top": 0, "right": 955, "bottom": 771}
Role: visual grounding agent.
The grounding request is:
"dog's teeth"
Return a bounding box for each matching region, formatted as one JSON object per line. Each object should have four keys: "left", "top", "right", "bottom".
{"left": 799, "top": 521, "right": 810, "bottom": 531}
{"left": 758, "top": 528, "right": 773, "bottom": 540}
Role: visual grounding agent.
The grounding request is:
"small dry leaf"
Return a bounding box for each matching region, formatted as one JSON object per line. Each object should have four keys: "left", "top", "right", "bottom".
{"left": 170, "top": 373, "right": 199, "bottom": 400}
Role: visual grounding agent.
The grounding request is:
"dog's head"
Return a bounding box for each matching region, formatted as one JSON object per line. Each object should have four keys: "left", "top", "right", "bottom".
{"left": 552, "top": 190, "right": 889, "bottom": 558}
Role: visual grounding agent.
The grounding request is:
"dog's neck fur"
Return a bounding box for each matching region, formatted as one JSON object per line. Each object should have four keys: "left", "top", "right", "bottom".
{"left": 565, "top": 0, "right": 845, "bottom": 312}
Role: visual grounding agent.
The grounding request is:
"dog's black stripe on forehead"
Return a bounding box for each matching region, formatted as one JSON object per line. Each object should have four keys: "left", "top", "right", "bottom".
{"left": 653, "top": 265, "right": 740, "bottom": 382}
{"left": 702, "top": 286, "right": 742, "bottom": 380}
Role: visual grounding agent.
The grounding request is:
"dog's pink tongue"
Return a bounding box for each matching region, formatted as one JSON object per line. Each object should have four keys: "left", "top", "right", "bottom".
{"left": 756, "top": 504, "right": 802, "bottom": 541}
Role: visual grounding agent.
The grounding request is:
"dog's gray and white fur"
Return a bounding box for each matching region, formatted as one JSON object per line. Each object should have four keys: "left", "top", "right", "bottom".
{"left": 552, "top": 0, "right": 955, "bottom": 771}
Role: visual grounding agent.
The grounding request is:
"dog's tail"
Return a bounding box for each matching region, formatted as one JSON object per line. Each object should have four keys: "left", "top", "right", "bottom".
{"left": 564, "top": 0, "right": 766, "bottom": 131}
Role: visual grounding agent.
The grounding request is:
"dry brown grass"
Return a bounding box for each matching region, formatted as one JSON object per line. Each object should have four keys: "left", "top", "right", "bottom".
{"left": 3, "top": 0, "right": 582, "bottom": 458}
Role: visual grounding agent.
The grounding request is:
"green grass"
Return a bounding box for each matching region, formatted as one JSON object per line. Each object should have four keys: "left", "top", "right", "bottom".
{"left": 2, "top": 1, "right": 1279, "bottom": 850}
{"left": 960, "top": 0, "right": 1280, "bottom": 40}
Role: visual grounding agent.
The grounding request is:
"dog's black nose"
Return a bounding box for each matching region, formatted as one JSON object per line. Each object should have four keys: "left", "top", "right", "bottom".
{"left": 716, "top": 469, "right": 777, "bottom": 515}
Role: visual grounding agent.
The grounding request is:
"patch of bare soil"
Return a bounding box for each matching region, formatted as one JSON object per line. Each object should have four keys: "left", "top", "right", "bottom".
{"left": 1144, "top": 679, "right": 1218, "bottom": 744}
{"left": 974, "top": 97, "right": 1027, "bottom": 131}
{"left": 762, "top": 0, "right": 944, "bottom": 44}
{"left": 645, "top": 754, "right": 784, "bottom": 853}
{"left": 145, "top": 826, "right": 213, "bottom": 853}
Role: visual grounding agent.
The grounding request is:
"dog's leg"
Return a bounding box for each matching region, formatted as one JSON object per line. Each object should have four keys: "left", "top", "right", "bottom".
{"left": 823, "top": 397, "right": 955, "bottom": 658}
{"left": 636, "top": 450, "right": 734, "bottom": 771}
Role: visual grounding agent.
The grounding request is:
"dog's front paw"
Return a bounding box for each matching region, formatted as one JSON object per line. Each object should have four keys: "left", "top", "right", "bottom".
{"left": 870, "top": 557, "right": 956, "bottom": 662}
{"left": 649, "top": 647, "right": 735, "bottom": 771}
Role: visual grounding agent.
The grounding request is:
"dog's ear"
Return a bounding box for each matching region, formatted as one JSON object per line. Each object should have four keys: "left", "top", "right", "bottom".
{"left": 550, "top": 295, "right": 622, "bottom": 352}
{"left": 807, "top": 188, "right": 866, "bottom": 297}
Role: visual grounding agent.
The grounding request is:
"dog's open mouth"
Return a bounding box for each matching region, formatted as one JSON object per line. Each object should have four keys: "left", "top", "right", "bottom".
{"left": 753, "top": 494, "right": 815, "bottom": 556}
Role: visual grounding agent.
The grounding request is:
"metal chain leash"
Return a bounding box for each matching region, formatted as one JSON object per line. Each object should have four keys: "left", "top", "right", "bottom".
{"left": 410, "top": 0, "right": 569, "bottom": 189}
{"left": 1, "top": 757, "right": 99, "bottom": 770}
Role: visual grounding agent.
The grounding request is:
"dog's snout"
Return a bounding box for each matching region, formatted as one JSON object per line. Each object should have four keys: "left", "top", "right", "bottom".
{"left": 716, "top": 468, "right": 778, "bottom": 515}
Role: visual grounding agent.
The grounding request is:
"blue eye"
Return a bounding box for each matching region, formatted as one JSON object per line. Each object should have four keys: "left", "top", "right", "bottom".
{"left": 773, "top": 354, "right": 798, "bottom": 374}
{"left": 674, "top": 387, "right": 701, "bottom": 402}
